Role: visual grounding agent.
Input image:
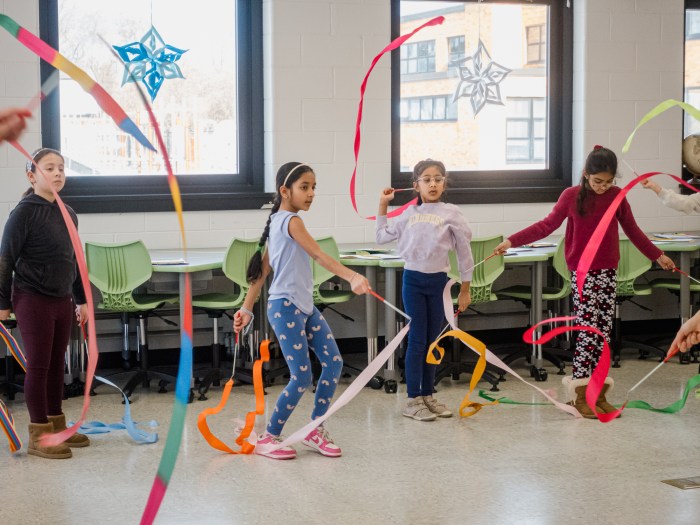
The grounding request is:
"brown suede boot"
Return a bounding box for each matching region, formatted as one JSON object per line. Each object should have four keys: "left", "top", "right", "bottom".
{"left": 27, "top": 422, "right": 72, "bottom": 459}
{"left": 596, "top": 377, "right": 621, "bottom": 418}
{"left": 563, "top": 376, "right": 597, "bottom": 419}
{"left": 48, "top": 413, "right": 90, "bottom": 447}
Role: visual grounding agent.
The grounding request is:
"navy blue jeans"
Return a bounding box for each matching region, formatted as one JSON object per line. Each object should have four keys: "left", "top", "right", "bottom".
{"left": 402, "top": 270, "right": 448, "bottom": 398}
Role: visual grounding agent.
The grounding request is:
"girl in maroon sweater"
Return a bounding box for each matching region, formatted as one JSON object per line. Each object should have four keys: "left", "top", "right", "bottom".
{"left": 494, "top": 146, "right": 674, "bottom": 418}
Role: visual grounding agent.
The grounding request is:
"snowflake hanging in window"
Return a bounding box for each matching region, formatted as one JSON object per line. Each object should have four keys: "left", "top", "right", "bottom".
{"left": 113, "top": 26, "right": 187, "bottom": 102}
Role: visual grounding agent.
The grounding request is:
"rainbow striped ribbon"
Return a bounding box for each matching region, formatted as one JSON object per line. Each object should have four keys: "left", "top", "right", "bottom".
{"left": 0, "top": 322, "right": 25, "bottom": 453}
{"left": 0, "top": 13, "right": 155, "bottom": 152}
{"left": 0, "top": 322, "right": 26, "bottom": 372}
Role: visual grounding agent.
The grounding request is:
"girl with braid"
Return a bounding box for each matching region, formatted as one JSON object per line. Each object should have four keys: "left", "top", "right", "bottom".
{"left": 494, "top": 146, "right": 675, "bottom": 418}
{"left": 234, "top": 162, "right": 370, "bottom": 460}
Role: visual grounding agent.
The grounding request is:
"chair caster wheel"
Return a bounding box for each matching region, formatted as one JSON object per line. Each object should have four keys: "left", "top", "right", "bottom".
{"left": 532, "top": 367, "right": 547, "bottom": 381}
{"left": 121, "top": 359, "right": 131, "bottom": 371}
{"left": 679, "top": 353, "right": 691, "bottom": 365}
{"left": 198, "top": 393, "right": 208, "bottom": 401}
{"left": 188, "top": 389, "right": 195, "bottom": 404}
{"left": 158, "top": 380, "right": 168, "bottom": 393}
{"left": 384, "top": 379, "right": 398, "bottom": 393}
{"left": 369, "top": 376, "right": 384, "bottom": 389}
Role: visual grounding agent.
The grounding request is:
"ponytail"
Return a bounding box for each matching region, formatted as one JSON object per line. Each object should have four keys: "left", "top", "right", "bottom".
{"left": 21, "top": 187, "right": 34, "bottom": 198}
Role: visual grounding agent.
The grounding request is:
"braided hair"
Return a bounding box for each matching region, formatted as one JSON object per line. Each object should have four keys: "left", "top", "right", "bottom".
{"left": 412, "top": 159, "right": 447, "bottom": 205}
{"left": 576, "top": 145, "right": 618, "bottom": 216}
{"left": 246, "top": 161, "right": 314, "bottom": 283}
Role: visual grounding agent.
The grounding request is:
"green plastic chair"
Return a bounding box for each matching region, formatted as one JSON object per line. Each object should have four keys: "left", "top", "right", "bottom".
{"left": 611, "top": 238, "right": 665, "bottom": 366}
{"left": 191, "top": 238, "right": 258, "bottom": 399}
{"left": 495, "top": 238, "right": 571, "bottom": 376}
{"left": 435, "top": 235, "right": 506, "bottom": 390}
{"left": 313, "top": 237, "right": 356, "bottom": 309}
{"left": 85, "top": 240, "right": 179, "bottom": 397}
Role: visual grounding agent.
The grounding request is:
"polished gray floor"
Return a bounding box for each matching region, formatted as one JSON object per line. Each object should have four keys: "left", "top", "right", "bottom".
{"left": 3, "top": 353, "right": 700, "bottom": 525}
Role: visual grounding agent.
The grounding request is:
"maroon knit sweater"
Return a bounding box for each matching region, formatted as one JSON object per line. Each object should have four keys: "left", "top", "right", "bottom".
{"left": 508, "top": 186, "right": 663, "bottom": 271}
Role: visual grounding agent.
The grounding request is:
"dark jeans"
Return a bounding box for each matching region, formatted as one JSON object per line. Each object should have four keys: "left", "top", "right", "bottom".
{"left": 402, "top": 269, "right": 448, "bottom": 398}
{"left": 13, "top": 288, "right": 73, "bottom": 423}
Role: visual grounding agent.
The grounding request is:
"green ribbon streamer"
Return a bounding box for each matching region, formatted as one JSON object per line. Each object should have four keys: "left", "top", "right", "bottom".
{"left": 622, "top": 99, "right": 700, "bottom": 154}
{"left": 479, "top": 374, "right": 700, "bottom": 414}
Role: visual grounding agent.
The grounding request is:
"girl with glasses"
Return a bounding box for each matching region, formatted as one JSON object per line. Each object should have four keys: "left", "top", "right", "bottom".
{"left": 493, "top": 145, "right": 675, "bottom": 418}
{"left": 376, "top": 159, "right": 474, "bottom": 421}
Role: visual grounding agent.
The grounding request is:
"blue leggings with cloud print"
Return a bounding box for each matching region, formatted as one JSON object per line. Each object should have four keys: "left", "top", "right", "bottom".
{"left": 266, "top": 298, "right": 343, "bottom": 436}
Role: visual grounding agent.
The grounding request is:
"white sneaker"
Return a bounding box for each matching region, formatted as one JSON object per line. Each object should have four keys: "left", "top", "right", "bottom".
{"left": 402, "top": 397, "right": 437, "bottom": 421}
{"left": 422, "top": 395, "right": 453, "bottom": 418}
{"left": 303, "top": 426, "right": 342, "bottom": 457}
{"left": 255, "top": 432, "right": 296, "bottom": 460}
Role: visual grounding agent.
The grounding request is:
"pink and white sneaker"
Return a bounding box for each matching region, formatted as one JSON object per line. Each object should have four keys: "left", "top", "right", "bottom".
{"left": 255, "top": 432, "right": 296, "bottom": 460}
{"left": 303, "top": 426, "right": 342, "bottom": 457}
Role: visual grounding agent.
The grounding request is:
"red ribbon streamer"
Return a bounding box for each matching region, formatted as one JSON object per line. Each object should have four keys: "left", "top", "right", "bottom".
{"left": 350, "top": 16, "right": 445, "bottom": 220}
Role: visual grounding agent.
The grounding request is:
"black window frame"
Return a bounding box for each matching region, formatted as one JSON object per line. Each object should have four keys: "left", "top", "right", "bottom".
{"left": 686, "top": 0, "right": 700, "bottom": 40}
{"left": 391, "top": 0, "right": 573, "bottom": 205}
{"left": 39, "top": 0, "right": 268, "bottom": 213}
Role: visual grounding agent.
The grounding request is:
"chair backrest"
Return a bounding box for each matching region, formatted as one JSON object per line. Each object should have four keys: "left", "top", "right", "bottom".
{"left": 552, "top": 237, "right": 572, "bottom": 295}
{"left": 221, "top": 238, "right": 260, "bottom": 290}
{"left": 617, "top": 238, "right": 651, "bottom": 296}
{"left": 449, "top": 234, "right": 505, "bottom": 304}
{"left": 312, "top": 236, "right": 340, "bottom": 289}
{"left": 85, "top": 240, "right": 153, "bottom": 310}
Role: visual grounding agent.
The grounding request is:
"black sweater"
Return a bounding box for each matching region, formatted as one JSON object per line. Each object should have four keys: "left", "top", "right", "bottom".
{"left": 0, "top": 194, "right": 86, "bottom": 310}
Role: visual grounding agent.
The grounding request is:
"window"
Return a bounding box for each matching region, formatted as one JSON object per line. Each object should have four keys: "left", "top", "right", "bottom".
{"left": 506, "top": 97, "right": 546, "bottom": 164}
{"left": 447, "top": 35, "right": 465, "bottom": 65}
{"left": 39, "top": 0, "right": 265, "bottom": 213}
{"left": 686, "top": 1, "right": 700, "bottom": 138}
{"left": 401, "top": 96, "right": 458, "bottom": 122}
{"left": 400, "top": 40, "right": 436, "bottom": 74}
{"left": 392, "top": 0, "right": 572, "bottom": 205}
{"left": 526, "top": 24, "right": 546, "bottom": 64}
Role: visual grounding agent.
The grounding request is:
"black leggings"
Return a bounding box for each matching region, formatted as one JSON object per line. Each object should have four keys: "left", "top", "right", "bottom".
{"left": 13, "top": 288, "right": 73, "bottom": 423}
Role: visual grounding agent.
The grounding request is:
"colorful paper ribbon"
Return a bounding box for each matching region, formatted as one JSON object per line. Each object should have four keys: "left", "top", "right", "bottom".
{"left": 197, "top": 338, "right": 269, "bottom": 454}
{"left": 0, "top": 321, "right": 26, "bottom": 372}
{"left": 351, "top": 16, "right": 445, "bottom": 220}
{"left": 622, "top": 99, "right": 700, "bottom": 154}
{"left": 0, "top": 400, "right": 20, "bottom": 453}
{"left": 0, "top": 14, "right": 155, "bottom": 152}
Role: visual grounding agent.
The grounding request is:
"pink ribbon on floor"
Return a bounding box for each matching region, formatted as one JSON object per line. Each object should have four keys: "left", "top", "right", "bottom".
{"left": 350, "top": 16, "right": 445, "bottom": 220}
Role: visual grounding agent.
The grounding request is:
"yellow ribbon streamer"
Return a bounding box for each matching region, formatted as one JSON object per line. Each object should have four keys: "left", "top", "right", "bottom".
{"left": 427, "top": 329, "right": 498, "bottom": 417}
{"left": 622, "top": 99, "right": 700, "bottom": 154}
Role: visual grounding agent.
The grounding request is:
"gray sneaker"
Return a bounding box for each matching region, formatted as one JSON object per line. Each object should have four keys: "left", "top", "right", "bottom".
{"left": 402, "top": 397, "right": 437, "bottom": 421}
{"left": 422, "top": 395, "right": 453, "bottom": 418}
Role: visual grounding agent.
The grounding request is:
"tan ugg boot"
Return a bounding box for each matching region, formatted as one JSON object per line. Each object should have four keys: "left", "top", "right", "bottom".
{"left": 563, "top": 376, "right": 597, "bottom": 419}
{"left": 48, "top": 413, "right": 90, "bottom": 447}
{"left": 596, "top": 377, "right": 621, "bottom": 418}
{"left": 27, "top": 422, "right": 72, "bottom": 459}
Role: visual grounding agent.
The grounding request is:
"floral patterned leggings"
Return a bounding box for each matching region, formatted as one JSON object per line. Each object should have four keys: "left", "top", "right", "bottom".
{"left": 570, "top": 269, "right": 617, "bottom": 379}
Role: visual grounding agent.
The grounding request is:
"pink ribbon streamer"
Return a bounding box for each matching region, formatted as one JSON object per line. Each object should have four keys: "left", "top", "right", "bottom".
{"left": 351, "top": 16, "right": 445, "bottom": 220}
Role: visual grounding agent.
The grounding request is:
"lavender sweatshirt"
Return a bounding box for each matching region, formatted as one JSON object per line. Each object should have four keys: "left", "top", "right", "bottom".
{"left": 376, "top": 202, "right": 474, "bottom": 281}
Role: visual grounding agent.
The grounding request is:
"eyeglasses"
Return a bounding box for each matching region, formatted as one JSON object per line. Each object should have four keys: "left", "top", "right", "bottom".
{"left": 417, "top": 176, "right": 445, "bottom": 184}
{"left": 588, "top": 177, "right": 616, "bottom": 188}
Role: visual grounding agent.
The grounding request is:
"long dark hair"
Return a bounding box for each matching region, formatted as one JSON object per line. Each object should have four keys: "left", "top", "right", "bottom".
{"left": 246, "top": 162, "right": 314, "bottom": 283}
{"left": 22, "top": 147, "right": 64, "bottom": 198}
{"left": 576, "top": 145, "right": 617, "bottom": 216}
{"left": 412, "top": 159, "right": 447, "bottom": 205}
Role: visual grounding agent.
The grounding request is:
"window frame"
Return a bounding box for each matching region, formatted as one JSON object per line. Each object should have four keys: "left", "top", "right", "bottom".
{"left": 391, "top": 0, "right": 573, "bottom": 205}
{"left": 447, "top": 35, "right": 465, "bottom": 65}
{"left": 505, "top": 97, "right": 546, "bottom": 164}
{"left": 526, "top": 23, "right": 546, "bottom": 64}
{"left": 686, "top": 0, "right": 700, "bottom": 40}
{"left": 401, "top": 95, "right": 458, "bottom": 122}
{"left": 400, "top": 39, "right": 437, "bottom": 75}
{"left": 38, "top": 0, "right": 268, "bottom": 213}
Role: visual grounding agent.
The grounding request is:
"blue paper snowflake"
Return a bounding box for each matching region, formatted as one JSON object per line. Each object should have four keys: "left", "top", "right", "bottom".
{"left": 113, "top": 26, "right": 187, "bottom": 102}
{"left": 451, "top": 39, "right": 511, "bottom": 117}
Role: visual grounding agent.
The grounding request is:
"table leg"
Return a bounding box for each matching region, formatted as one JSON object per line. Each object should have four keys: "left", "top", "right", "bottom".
{"left": 681, "top": 252, "right": 690, "bottom": 324}
{"left": 384, "top": 267, "right": 397, "bottom": 381}
{"left": 531, "top": 260, "right": 544, "bottom": 368}
{"left": 365, "top": 266, "right": 378, "bottom": 366}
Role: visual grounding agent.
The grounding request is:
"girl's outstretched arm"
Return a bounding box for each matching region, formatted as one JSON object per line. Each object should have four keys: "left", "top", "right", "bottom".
{"left": 288, "top": 216, "right": 371, "bottom": 295}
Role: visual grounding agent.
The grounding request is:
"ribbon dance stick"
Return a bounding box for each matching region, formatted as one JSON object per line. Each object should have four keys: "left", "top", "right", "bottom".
{"left": 351, "top": 16, "right": 445, "bottom": 220}
{"left": 627, "top": 346, "right": 681, "bottom": 397}
{"left": 0, "top": 14, "right": 155, "bottom": 151}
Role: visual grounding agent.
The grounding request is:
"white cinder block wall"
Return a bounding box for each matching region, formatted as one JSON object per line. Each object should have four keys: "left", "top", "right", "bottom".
{"left": 0, "top": 0, "right": 697, "bottom": 348}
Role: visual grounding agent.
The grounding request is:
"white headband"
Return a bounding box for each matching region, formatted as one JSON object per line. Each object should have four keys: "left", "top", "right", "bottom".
{"left": 282, "top": 163, "right": 310, "bottom": 188}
